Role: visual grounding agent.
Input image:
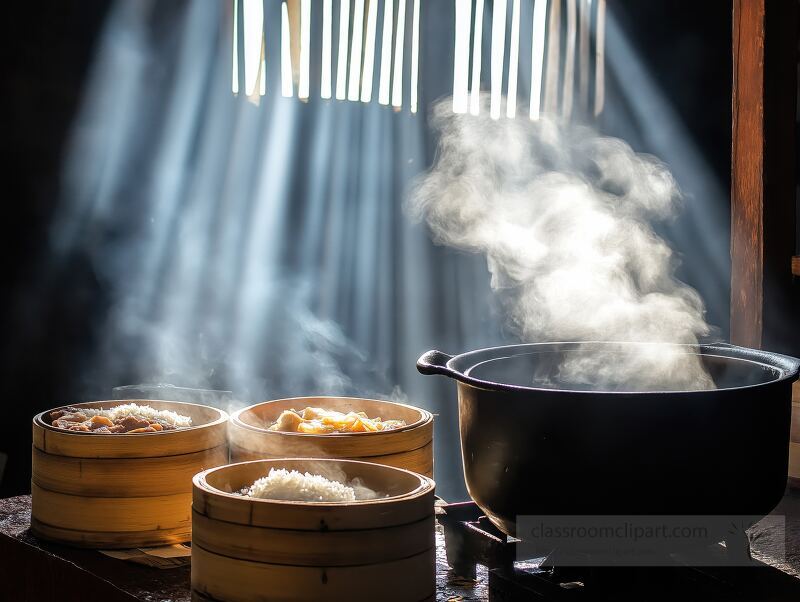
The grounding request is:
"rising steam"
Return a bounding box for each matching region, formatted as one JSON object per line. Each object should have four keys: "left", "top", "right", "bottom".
{"left": 409, "top": 99, "right": 714, "bottom": 391}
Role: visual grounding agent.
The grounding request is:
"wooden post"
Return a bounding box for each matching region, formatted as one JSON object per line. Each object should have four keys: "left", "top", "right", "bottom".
{"left": 730, "top": 0, "right": 797, "bottom": 349}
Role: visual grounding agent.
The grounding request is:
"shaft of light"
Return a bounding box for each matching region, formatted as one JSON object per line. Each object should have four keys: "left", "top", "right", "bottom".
{"left": 336, "top": 0, "right": 351, "bottom": 100}
{"left": 594, "top": 0, "right": 606, "bottom": 116}
{"left": 490, "top": 0, "right": 507, "bottom": 120}
{"left": 281, "top": 2, "right": 293, "bottom": 97}
{"left": 378, "top": 0, "right": 394, "bottom": 105}
{"left": 299, "top": 0, "right": 311, "bottom": 99}
{"left": 410, "top": 0, "right": 420, "bottom": 113}
{"left": 529, "top": 0, "right": 547, "bottom": 119}
{"left": 469, "top": 0, "right": 485, "bottom": 115}
{"left": 259, "top": 37, "right": 266, "bottom": 95}
{"left": 243, "top": 0, "right": 263, "bottom": 96}
{"left": 578, "top": 0, "right": 590, "bottom": 112}
{"left": 506, "top": 0, "right": 521, "bottom": 118}
{"left": 392, "top": 0, "right": 406, "bottom": 108}
{"left": 360, "top": 0, "right": 379, "bottom": 102}
{"left": 543, "top": 0, "right": 561, "bottom": 114}
{"left": 562, "top": 0, "right": 576, "bottom": 117}
{"left": 348, "top": 0, "right": 365, "bottom": 101}
{"left": 321, "top": 0, "right": 332, "bottom": 99}
{"left": 232, "top": 0, "right": 239, "bottom": 94}
{"left": 453, "top": 0, "right": 472, "bottom": 114}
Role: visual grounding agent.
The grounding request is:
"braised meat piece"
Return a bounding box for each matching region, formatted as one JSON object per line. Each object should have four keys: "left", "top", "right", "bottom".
{"left": 115, "top": 415, "right": 152, "bottom": 432}
{"left": 53, "top": 418, "right": 89, "bottom": 430}
{"left": 49, "top": 407, "right": 86, "bottom": 421}
{"left": 62, "top": 422, "right": 90, "bottom": 432}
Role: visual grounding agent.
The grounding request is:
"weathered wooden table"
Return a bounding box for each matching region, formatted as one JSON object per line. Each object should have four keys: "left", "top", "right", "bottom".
{"left": 0, "top": 495, "right": 485, "bottom": 601}
{"left": 1, "top": 492, "right": 798, "bottom": 601}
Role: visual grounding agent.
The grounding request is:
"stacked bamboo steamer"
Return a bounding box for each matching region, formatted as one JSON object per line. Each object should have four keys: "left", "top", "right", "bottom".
{"left": 31, "top": 400, "right": 228, "bottom": 548}
{"left": 229, "top": 397, "right": 434, "bottom": 477}
{"left": 191, "top": 458, "right": 436, "bottom": 602}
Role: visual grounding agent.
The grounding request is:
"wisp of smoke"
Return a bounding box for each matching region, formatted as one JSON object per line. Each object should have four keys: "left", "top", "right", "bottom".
{"left": 408, "top": 99, "right": 714, "bottom": 391}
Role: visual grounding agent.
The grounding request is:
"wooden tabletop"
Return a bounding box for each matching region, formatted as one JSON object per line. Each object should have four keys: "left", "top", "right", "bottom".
{"left": 0, "top": 494, "right": 483, "bottom": 602}
{"left": 1, "top": 491, "right": 799, "bottom": 601}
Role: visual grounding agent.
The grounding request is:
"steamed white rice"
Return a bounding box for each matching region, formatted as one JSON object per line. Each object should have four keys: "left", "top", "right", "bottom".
{"left": 80, "top": 403, "right": 192, "bottom": 427}
{"left": 246, "top": 468, "right": 356, "bottom": 502}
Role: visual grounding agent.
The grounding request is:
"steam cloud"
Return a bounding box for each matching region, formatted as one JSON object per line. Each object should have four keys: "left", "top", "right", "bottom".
{"left": 409, "top": 100, "right": 714, "bottom": 391}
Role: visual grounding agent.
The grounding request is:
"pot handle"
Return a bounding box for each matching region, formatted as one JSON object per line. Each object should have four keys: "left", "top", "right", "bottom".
{"left": 417, "top": 350, "right": 458, "bottom": 378}
{"left": 779, "top": 354, "right": 800, "bottom": 378}
{"left": 704, "top": 341, "right": 800, "bottom": 378}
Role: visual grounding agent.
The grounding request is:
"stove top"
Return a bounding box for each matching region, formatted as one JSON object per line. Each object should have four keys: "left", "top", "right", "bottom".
{"left": 437, "top": 501, "right": 800, "bottom": 601}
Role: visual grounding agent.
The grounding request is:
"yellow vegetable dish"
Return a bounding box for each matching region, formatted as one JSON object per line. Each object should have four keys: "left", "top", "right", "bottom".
{"left": 268, "top": 406, "right": 406, "bottom": 434}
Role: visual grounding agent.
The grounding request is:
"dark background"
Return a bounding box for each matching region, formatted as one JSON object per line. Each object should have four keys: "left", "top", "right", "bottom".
{"left": 0, "top": 0, "right": 740, "bottom": 496}
{"left": 1, "top": 0, "right": 113, "bottom": 496}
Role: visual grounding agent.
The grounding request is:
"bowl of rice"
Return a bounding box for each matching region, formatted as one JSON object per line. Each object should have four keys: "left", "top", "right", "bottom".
{"left": 31, "top": 399, "right": 228, "bottom": 548}
{"left": 191, "top": 458, "right": 436, "bottom": 602}
{"left": 229, "top": 396, "right": 434, "bottom": 476}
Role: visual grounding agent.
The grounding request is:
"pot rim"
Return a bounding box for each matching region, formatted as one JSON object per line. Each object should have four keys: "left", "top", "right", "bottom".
{"left": 417, "top": 341, "right": 800, "bottom": 395}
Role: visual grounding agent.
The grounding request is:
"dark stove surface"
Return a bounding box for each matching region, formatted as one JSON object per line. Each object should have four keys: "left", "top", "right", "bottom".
{"left": 437, "top": 501, "right": 800, "bottom": 601}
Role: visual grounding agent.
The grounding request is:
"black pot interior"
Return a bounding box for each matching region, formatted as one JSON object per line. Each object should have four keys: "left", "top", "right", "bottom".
{"left": 461, "top": 345, "right": 784, "bottom": 392}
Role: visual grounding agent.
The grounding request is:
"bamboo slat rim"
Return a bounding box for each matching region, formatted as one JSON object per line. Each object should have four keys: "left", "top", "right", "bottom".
{"left": 195, "top": 458, "right": 433, "bottom": 507}
{"left": 227, "top": 438, "right": 435, "bottom": 461}
{"left": 232, "top": 396, "right": 433, "bottom": 437}
{"left": 193, "top": 539, "right": 436, "bottom": 568}
{"left": 191, "top": 591, "right": 435, "bottom": 602}
{"left": 191, "top": 504, "right": 436, "bottom": 534}
{"left": 191, "top": 509, "right": 434, "bottom": 565}
{"left": 229, "top": 397, "right": 434, "bottom": 456}
{"left": 32, "top": 482, "right": 192, "bottom": 532}
{"left": 191, "top": 588, "right": 435, "bottom": 602}
{"left": 32, "top": 443, "right": 229, "bottom": 497}
{"left": 30, "top": 516, "right": 191, "bottom": 548}
{"left": 228, "top": 440, "right": 434, "bottom": 477}
{"left": 33, "top": 400, "right": 228, "bottom": 458}
{"left": 35, "top": 399, "right": 228, "bottom": 435}
{"left": 193, "top": 458, "right": 435, "bottom": 530}
{"left": 190, "top": 543, "right": 436, "bottom": 602}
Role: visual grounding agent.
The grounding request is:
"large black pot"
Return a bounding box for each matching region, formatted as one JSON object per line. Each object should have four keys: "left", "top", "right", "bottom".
{"left": 417, "top": 342, "right": 799, "bottom": 538}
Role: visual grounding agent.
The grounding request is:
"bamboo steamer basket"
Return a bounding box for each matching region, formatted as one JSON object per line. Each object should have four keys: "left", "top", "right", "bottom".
{"left": 31, "top": 399, "right": 228, "bottom": 548}
{"left": 229, "top": 397, "right": 434, "bottom": 477}
{"left": 191, "top": 458, "right": 436, "bottom": 602}
{"left": 790, "top": 382, "right": 799, "bottom": 489}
